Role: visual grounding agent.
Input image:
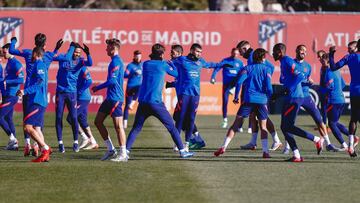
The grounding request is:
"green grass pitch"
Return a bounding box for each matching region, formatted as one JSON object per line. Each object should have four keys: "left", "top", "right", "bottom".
{"left": 0, "top": 113, "right": 359, "bottom": 203}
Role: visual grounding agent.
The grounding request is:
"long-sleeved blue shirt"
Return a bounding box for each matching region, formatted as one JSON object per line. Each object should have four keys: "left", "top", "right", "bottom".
{"left": 279, "top": 56, "right": 305, "bottom": 99}
{"left": 319, "top": 67, "right": 328, "bottom": 94}
{"left": 324, "top": 67, "right": 345, "bottom": 104}
{"left": 329, "top": 52, "right": 360, "bottom": 96}
{"left": 234, "top": 63, "right": 273, "bottom": 104}
{"left": 0, "top": 64, "right": 4, "bottom": 96}
{"left": 54, "top": 46, "right": 93, "bottom": 93}
{"left": 294, "top": 59, "right": 312, "bottom": 98}
{"left": 4, "top": 57, "right": 24, "bottom": 97}
{"left": 24, "top": 59, "right": 48, "bottom": 107}
{"left": 95, "top": 55, "right": 124, "bottom": 102}
{"left": 9, "top": 39, "right": 57, "bottom": 89}
{"left": 138, "top": 60, "right": 178, "bottom": 104}
{"left": 124, "top": 61, "right": 142, "bottom": 88}
{"left": 211, "top": 57, "right": 244, "bottom": 85}
{"left": 77, "top": 67, "right": 92, "bottom": 101}
{"left": 176, "top": 55, "right": 217, "bottom": 96}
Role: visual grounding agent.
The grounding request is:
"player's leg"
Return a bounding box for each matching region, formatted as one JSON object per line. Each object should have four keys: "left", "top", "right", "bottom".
{"left": 327, "top": 104, "right": 347, "bottom": 150}
{"left": 151, "top": 103, "right": 193, "bottom": 158}
{"left": 221, "top": 84, "right": 230, "bottom": 128}
{"left": 319, "top": 92, "right": 328, "bottom": 125}
{"left": 267, "top": 117, "right": 282, "bottom": 151}
{"left": 110, "top": 102, "right": 128, "bottom": 162}
{"left": 123, "top": 88, "right": 132, "bottom": 129}
{"left": 65, "top": 93, "right": 79, "bottom": 152}
{"left": 256, "top": 104, "right": 271, "bottom": 158}
{"left": 78, "top": 100, "right": 98, "bottom": 150}
{"left": 0, "top": 96, "right": 19, "bottom": 150}
{"left": 175, "top": 95, "right": 190, "bottom": 142}
{"left": 240, "top": 113, "right": 258, "bottom": 150}
{"left": 348, "top": 96, "right": 360, "bottom": 157}
{"left": 126, "top": 103, "right": 149, "bottom": 153}
{"left": 183, "top": 96, "right": 199, "bottom": 151}
{"left": 22, "top": 95, "right": 32, "bottom": 156}
{"left": 55, "top": 92, "right": 66, "bottom": 152}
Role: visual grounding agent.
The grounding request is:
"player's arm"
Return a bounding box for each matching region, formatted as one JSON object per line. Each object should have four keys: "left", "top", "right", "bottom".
{"left": 265, "top": 67, "right": 273, "bottom": 97}
{"left": 210, "top": 60, "right": 224, "bottom": 84}
{"left": 165, "top": 62, "right": 178, "bottom": 78}
{"left": 53, "top": 43, "right": 75, "bottom": 62}
{"left": 324, "top": 73, "right": 334, "bottom": 92}
{"left": 81, "top": 44, "right": 92, "bottom": 66}
{"left": 9, "top": 37, "right": 26, "bottom": 57}
{"left": 233, "top": 69, "right": 248, "bottom": 103}
{"left": 5, "top": 65, "right": 24, "bottom": 85}
{"left": 24, "top": 64, "right": 46, "bottom": 95}
{"left": 92, "top": 64, "right": 120, "bottom": 92}
{"left": 124, "top": 64, "right": 131, "bottom": 79}
{"left": 200, "top": 58, "right": 218, "bottom": 69}
{"left": 341, "top": 76, "right": 346, "bottom": 90}
{"left": 78, "top": 69, "right": 93, "bottom": 95}
{"left": 302, "top": 65, "right": 313, "bottom": 87}
{"left": 329, "top": 46, "right": 348, "bottom": 71}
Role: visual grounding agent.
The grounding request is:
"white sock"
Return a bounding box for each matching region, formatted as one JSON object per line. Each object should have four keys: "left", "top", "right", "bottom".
{"left": 25, "top": 138, "right": 31, "bottom": 145}
{"left": 9, "top": 133, "right": 16, "bottom": 141}
{"left": 223, "top": 118, "right": 228, "bottom": 122}
{"left": 120, "top": 145, "right": 126, "bottom": 155}
{"left": 80, "top": 132, "right": 88, "bottom": 140}
{"left": 261, "top": 139, "right": 268, "bottom": 153}
{"left": 42, "top": 145, "right": 49, "bottom": 150}
{"left": 90, "top": 136, "right": 97, "bottom": 144}
{"left": 342, "top": 142, "right": 348, "bottom": 149}
{"left": 124, "top": 120, "right": 128, "bottom": 128}
{"left": 223, "top": 137, "right": 232, "bottom": 149}
{"left": 271, "top": 132, "right": 280, "bottom": 143}
{"left": 194, "top": 131, "right": 199, "bottom": 136}
{"left": 74, "top": 140, "right": 78, "bottom": 144}
{"left": 250, "top": 133, "right": 258, "bottom": 145}
{"left": 293, "top": 149, "right": 301, "bottom": 159}
{"left": 349, "top": 134, "right": 354, "bottom": 148}
{"left": 323, "top": 134, "right": 331, "bottom": 145}
{"left": 104, "top": 138, "right": 115, "bottom": 151}
{"left": 58, "top": 140, "right": 63, "bottom": 145}
{"left": 313, "top": 136, "right": 320, "bottom": 142}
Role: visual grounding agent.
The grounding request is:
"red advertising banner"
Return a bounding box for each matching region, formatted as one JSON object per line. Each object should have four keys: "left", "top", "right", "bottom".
{"left": 1, "top": 9, "right": 359, "bottom": 114}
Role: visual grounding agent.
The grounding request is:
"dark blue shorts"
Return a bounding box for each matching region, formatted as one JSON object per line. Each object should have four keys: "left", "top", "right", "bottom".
{"left": 0, "top": 96, "right": 18, "bottom": 116}
{"left": 98, "top": 99, "right": 123, "bottom": 117}
{"left": 237, "top": 103, "right": 268, "bottom": 120}
{"left": 23, "top": 104, "right": 46, "bottom": 127}
{"left": 126, "top": 86, "right": 140, "bottom": 100}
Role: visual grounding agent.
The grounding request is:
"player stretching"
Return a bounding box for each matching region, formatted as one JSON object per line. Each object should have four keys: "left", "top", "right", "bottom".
{"left": 320, "top": 53, "right": 350, "bottom": 151}
{"left": 236, "top": 40, "right": 282, "bottom": 151}
{"left": 92, "top": 38, "right": 127, "bottom": 162}
{"left": 273, "top": 43, "right": 323, "bottom": 162}
{"left": 214, "top": 48, "right": 273, "bottom": 158}
{"left": 283, "top": 45, "right": 337, "bottom": 153}
{"left": 210, "top": 48, "right": 244, "bottom": 129}
{"left": 329, "top": 40, "right": 360, "bottom": 157}
{"left": 0, "top": 44, "right": 24, "bottom": 150}
{"left": 125, "top": 43, "right": 194, "bottom": 158}
{"left": 10, "top": 34, "right": 62, "bottom": 156}
{"left": 123, "top": 50, "right": 143, "bottom": 129}
{"left": 21, "top": 47, "right": 52, "bottom": 162}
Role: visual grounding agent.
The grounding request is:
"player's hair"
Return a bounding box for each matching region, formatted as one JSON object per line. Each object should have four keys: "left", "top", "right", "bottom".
{"left": 348, "top": 40, "right": 357, "bottom": 47}
{"left": 34, "top": 33, "right": 46, "bottom": 48}
{"left": 273, "top": 43, "right": 286, "bottom": 53}
{"left": 149, "top": 43, "right": 165, "bottom": 60}
{"left": 190, "top": 43, "right": 202, "bottom": 50}
{"left": 171, "top": 44, "right": 183, "bottom": 54}
{"left": 296, "top": 44, "right": 306, "bottom": 51}
{"left": 73, "top": 43, "right": 81, "bottom": 49}
{"left": 252, "top": 48, "right": 267, "bottom": 63}
{"left": 231, "top": 47, "right": 238, "bottom": 53}
{"left": 317, "top": 50, "right": 326, "bottom": 56}
{"left": 236, "top": 40, "right": 250, "bottom": 49}
{"left": 2, "top": 43, "right": 10, "bottom": 49}
{"left": 31, "top": 46, "right": 44, "bottom": 62}
{"left": 321, "top": 53, "right": 329, "bottom": 62}
{"left": 134, "top": 50, "right": 141, "bottom": 55}
{"left": 106, "top": 38, "right": 121, "bottom": 49}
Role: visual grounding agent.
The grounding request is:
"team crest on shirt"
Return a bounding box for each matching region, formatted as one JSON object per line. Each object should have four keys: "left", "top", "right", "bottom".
{"left": 258, "top": 20, "right": 287, "bottom": 54}
{"left": 0, "top": 17, "right": 23, "bottom": 48}
{"left": 235, "top": 63, "right": 239, "bottom": 67}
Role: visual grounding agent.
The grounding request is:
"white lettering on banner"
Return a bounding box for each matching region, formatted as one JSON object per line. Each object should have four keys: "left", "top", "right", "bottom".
{"left": 62, "top": 29, "right": 222, "bottom": 46}
{"left": 324, "top": 32, "right": 360, "bottom": 47}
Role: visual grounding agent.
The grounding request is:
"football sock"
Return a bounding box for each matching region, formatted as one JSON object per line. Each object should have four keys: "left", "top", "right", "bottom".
{"left": 250, "top": 133, "right": 258, "bottom": 145}
{"left": 293, "top": 149, "right": 301, "bottom": 159}
{"left": 105, "top": 138, "right": 115, "bottom": 151}
{"left": 261, "top": 139, "right": 268, "bottom": 153}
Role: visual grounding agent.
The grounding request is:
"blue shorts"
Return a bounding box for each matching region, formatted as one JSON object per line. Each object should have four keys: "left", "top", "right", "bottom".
{"left": 237, "top": 103, "right": 268, "bottom": 120}
{"left": 126, "top": 86, "right": 140, "bottom": 100}
{"left": 302, "top": 96, "right": 323, "bottom": 125}
{"left": 23, "top": 104, "right": 46, "bottom": 127}
{"left": 98, "top": 99, "right": 123, "bottom": 117}
{"left": 77, "top": 100, "right": 90, "bottom": 128}
{"left": 0, "top": 96, "right": 18, "bottom": 116}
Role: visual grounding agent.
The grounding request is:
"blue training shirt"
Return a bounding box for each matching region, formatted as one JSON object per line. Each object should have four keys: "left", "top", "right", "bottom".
{"left": 176, "top": 55, "right": 217, "bottom": 96}
{"left": 124, "top": 61, "right": 142, "bottom": 88}
{"left": 24, "top": 59, "right": 48, "bottom": 107}
{"left": 77, "top": 67, "right": 92, "bottom": 101}
{"left": 138, "top": 60, "right": 178, "bottom": 104}
{"left": 329, "top": 52, "right": 360, "bottom": 96}
{"left": 279, "top": 56, "right": 305, "bottom": 99}
{"left": 211, "top": 57, "right": 244, "bottom": 85}
{"left": 294, "top": 59, "right": 312, "bottom": 98}
{"left": 324, "top": 67, "right": 345, "bottom": 104}
{"left": 0, "top": 64, "right": 4, "bottom": 96}
{"left": 234, "top": 63, "right": 273, "bottom": 104}
{"left": 4, "top": 57, "right": 24, "bottom": 97}
{"left": 95, "top": 55, "right": 124, "bottom": 102}
{"left": 9, "top": 38, "right": 57, "bottom": 89}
